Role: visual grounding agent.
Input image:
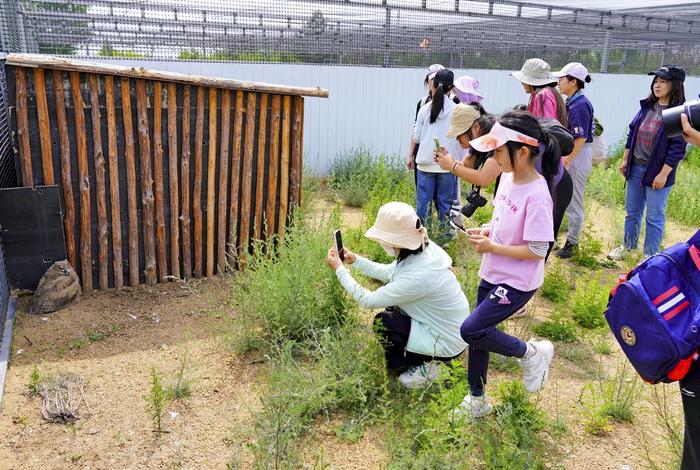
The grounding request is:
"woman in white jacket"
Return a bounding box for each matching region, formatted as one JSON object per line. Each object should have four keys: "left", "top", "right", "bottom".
{"left": 326, "top": 201, "right": 469, "bottom": 389}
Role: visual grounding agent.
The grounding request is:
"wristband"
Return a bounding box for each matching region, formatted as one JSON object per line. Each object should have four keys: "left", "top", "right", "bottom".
{"left": 451, "top": 162, "right": 459, "bottom": 174}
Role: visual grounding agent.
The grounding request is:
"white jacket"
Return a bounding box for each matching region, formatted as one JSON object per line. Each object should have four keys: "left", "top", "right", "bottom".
{"left": 335, "top": 242, "right": 469, "bottom": 357}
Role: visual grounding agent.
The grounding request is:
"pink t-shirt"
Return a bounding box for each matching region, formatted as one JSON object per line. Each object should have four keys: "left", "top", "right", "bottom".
{"left": 527, "top": 88, "right": 559, "bottom": 121}
{"left": 479, "top": 173, "right": 554, "bottom": 292}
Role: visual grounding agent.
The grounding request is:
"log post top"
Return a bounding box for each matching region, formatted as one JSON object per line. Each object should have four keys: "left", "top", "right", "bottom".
{"left": 6, "top": 53, "right": 330, "bottom": 98}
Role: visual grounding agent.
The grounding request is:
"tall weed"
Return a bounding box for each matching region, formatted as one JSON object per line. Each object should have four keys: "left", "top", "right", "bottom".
{"left": 230, "top": 209, "right": 351, "bottom": 353}
{"left": 571, "top": 273, "right": 609, "bottom": 329}
{"left": 541, "top": 259, "right": 572, "bottom": 303}
{"left": 328, "top": 149, "right": 405, "bottom": 207}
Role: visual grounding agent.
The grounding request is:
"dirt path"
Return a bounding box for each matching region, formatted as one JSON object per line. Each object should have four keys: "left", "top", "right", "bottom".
{"left": 0, "top": 193, "right": 690, "bottom": 469}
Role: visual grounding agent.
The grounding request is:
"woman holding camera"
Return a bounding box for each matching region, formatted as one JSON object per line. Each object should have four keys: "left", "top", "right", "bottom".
{"left": 326, "top": 202, "right": 469, "bottom": 389}
{"left": 608, "top": 65, "right": 687, "bottom": 260}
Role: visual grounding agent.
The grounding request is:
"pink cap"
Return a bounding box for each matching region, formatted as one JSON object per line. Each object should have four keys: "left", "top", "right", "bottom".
{"left": 552, "top": 62, "right": 590, "bottom": 82}
{"left": 454, "top": 75, "right": 483, "bottom": 103}
{"left": 427, "top": 64, "right": 445, "bottom": 80}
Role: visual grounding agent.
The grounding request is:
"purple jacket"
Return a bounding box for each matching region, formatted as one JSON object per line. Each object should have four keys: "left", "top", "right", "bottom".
{"left": 625, "top": 99, "right": 687, "bottom": 188}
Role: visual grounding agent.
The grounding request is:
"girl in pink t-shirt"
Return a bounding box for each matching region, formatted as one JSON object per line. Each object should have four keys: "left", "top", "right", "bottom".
{"left": 450, "top": 111, "right": 557, "bottom": 421}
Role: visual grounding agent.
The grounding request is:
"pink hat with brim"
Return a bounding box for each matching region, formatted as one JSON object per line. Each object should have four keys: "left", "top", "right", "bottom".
{"left": 364, "top": 202, "right": 427, "bottom": 250}
{"left": 427, "top": 64, "right": 445, "bottom": 80}
{"left": 469, "top": 122, "right": 539, "bottom": 153}
{"left": 454, "top": 76, "right": 483, "bottom": 102}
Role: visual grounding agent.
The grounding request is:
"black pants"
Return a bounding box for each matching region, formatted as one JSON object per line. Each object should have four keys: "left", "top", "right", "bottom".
{"left": 547, "top": 169, "right": 574, "bottom": 260}
{"left": 681, "top": 363, "right": 700, "bottom": 470}
{"left": 374, "top": 309, "right": 461, "bottom": 370}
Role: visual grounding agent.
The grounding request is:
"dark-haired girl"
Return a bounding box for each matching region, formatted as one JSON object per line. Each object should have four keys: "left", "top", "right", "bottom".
{"left": 410, "top": 68, "right": 464, "bottom": 236}
{"left": 451, "top": 111, "right": 556, "bottom": 420}
{"left": 608, "top": 65, "right": 687, "bottom": 259}
{"left": 408, "top": 64, "right": 444, "bottom": 186}
{"left": 552, "top": 62, "right": 595, "bottom": 259}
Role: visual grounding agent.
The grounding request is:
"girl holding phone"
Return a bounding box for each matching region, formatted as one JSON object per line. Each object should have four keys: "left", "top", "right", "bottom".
{"left": 451, "top": 111, "right": 557, "bottom": 420}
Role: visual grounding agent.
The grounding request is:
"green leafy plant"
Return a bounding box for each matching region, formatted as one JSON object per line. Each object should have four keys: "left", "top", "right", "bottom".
{"left": 571, "top": 274, "right": 609, "bottom": 329}
{"left": 532, "top": 310, "right": 577, "bottom": 343}
{"left": 571, "top": 228, "right": 603, "bottom": 268}
{"left": 86, "top": 328, "right": 106, "bottom": 343}
{"left": 580, "top": 361, "right": 641, "bottom": 435}
{"left": 541, "top": 259, "right": 571, "bottom": 303}
{"left": 26, "top": 364, "right": 44, "bottom": 397}
{"left": 144, "top": 367, "right": 168, "bottom": 433}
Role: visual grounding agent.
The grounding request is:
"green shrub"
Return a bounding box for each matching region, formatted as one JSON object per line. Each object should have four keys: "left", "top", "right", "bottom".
{"left": 580, "top": 361, "right": 641, "bottom": 435}
{"left": 250, "top": 321, "right": 388, "bottom": 467}
{"left": 26, "top": 364, "right": 44, "bottom": 397}
{"left": 230, "top": 209, "right": 351, "bottom": 353}
{"left": 144, "top": 367, "right": 168, "bottom": 433}
{"left": 571, "top": 274, "right": 609, "bottom": 329}
{"left": 328, "top": 149, "right": 405, "bottom": 207}
{"left": 571, "top": 228, "right": 602, "bottom": 268}
{"left": 541, "top": 259, "right": 571, "bottom": 303}
{"left": 533, "top": 310, "right": 577, "bottom": 343}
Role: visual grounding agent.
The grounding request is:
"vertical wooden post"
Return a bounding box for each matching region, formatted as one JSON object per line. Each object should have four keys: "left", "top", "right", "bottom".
{"left": 254, "top": 93, "right": 268, "bottom": 241}
{"left": 290, "top": 95, "right": 304, "bottom": 210}
{"left": 278, "top": 95, "right": 292, "bottom": 240}
{"left": 227, "top": 91, "right": 244, "bottom": 263}
{"left": 121, "top": 77, "right": 140, "bottom": 287}
{"left": 69, "top": 71, "right": 92, "bottom": 291}
{"left": 135, "top": 79, "right": 157, "bottom": 286}
{"left": 53, "top": 70, "right": 77, "bottom": 271}
{"left": 266, "top": 95, "right": 281, "bottom": 239}
{"left": 15, "top": 67, "right": 33, "bottom": 186}
{"left": 34, "top": 68, "right": 54, "bottom": 185}
{"left": 206, "top": 87, "right": 218, "bottom": 277}
{"left": 88, "top": 74, "right": 109, "bottom": 289}
{"left": 104, "top": 75, "right": 123, "bottom": 289}
{"left": 152, "top": 81, "right": 168, "bottom": 280}
{"left": 217, "top": 89, "right": 231, "bottom": 273}
{"left": 167, "top": 83, "right": 180, "bottom": 279}
{"left": 181, "top": 86, "right": 192, "bottom": 279}
{"left": 238, "top": 92, "right": 257, "bottom": 262}
{"left": 192, "top": 87, "right": 205, "bottom": 278}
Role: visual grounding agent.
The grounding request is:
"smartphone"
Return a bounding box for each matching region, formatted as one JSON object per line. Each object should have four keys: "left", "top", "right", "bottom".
{"left": 334, "top": 230, "right": 345, "bottom": 261}
{"left": 433, "top": 137, "right": 441, "bottom": 150}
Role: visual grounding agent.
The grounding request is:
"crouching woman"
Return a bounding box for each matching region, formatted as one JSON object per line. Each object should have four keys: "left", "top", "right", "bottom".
{"left": 325, "top": 202, "right": 469, "bottom": 389}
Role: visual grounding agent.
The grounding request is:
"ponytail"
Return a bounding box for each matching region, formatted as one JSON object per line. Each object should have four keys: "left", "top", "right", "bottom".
{"left": 539, "top": 132, "right": 562, "bottom": 196}
{"left": 430, "top": 83, "right": 445, "bottom": 124}
{"left": 500, "top": 110, "right": 562, "bottom": 197}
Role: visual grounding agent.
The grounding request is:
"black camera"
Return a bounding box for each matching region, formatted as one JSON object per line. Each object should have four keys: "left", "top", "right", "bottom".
{"left": 662, "top": 99, "right": 700, "bottom": 138}
{"left": 461, "top": 187, "right": 488, "bottom": 218}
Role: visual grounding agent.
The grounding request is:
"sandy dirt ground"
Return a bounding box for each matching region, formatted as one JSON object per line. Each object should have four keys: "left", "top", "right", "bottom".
{"left": 0, "top": 195, "right": 693, "bottom": 469}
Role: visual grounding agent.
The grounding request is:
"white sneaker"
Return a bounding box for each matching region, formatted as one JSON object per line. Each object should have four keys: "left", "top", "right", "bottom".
{"left": 398, "top": 361, "right": 446, "bottom": 389}
{"left": 520, "top": 339, "right": 554, "bottom": 393}
{"left": 450, "top": 394, "right": 494, "bottom": 422}
{"left": 607, "top": 245, "right": 628, "bottom": 261}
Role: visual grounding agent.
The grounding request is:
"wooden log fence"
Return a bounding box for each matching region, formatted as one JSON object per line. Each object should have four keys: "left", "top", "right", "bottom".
{"left": 5, "top": 54, "right": 327, "bottom": 290}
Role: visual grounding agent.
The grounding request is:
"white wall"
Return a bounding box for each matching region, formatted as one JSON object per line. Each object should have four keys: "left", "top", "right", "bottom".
{"left": 103, "top": 59, "right": 700, "bottom": 175}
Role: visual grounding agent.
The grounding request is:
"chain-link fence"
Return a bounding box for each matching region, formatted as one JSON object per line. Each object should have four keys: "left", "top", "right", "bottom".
{"left": 1, "top": 0, "right": 699, "bottom": 75}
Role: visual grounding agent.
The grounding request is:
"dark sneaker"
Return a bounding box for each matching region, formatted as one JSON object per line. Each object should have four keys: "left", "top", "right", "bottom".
{"left": 557, "top": 242, "right": 577, "bottom": 259}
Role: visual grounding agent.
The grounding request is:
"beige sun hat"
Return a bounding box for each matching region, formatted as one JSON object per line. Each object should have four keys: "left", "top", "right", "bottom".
{"left": 510, "top": 58, "right": 557, "bottom": 86}
{"left": 447, "top": 104, "right": 481, "bottom": 138}
{"left": 364, "top": 202, "right": 427, "bottom": 250}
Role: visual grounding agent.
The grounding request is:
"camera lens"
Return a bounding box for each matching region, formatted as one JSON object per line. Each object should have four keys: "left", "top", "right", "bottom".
{"left": 662, "top": 99, "right": 700, "bottom": 138}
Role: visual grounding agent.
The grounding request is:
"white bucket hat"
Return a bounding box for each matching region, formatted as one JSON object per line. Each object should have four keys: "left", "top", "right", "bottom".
{"left": 510, "top": 58, "right": 557, "bottom": 86}
{"left": 364, "top": 202, "right": 427, "bottom": 250}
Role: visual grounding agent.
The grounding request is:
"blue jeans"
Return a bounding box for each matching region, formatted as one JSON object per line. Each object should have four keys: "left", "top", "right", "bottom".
{"left": 416, "top": 170, "right": 457, "bottom": 227}
{"left": 623, "top": 164, "right": 673, "bottom": 256}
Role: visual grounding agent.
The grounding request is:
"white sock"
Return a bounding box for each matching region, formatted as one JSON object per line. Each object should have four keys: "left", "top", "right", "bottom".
{"left": 524, "top": 342, "right": 537, "bottom": 359}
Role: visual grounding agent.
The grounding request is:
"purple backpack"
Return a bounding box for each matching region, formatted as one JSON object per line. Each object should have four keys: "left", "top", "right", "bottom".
{"left": 605, "top": 230, "right": 700, "bottom": 384}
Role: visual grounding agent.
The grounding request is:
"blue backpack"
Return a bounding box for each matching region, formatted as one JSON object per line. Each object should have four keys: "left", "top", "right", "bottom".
{"left": 605, "top": 230, "right": 700, "bottom": 384}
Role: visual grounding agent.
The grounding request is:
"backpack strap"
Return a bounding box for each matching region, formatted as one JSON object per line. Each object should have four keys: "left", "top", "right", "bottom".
{"left": 690, "top": 244, "right": 700, "bottom": 272}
